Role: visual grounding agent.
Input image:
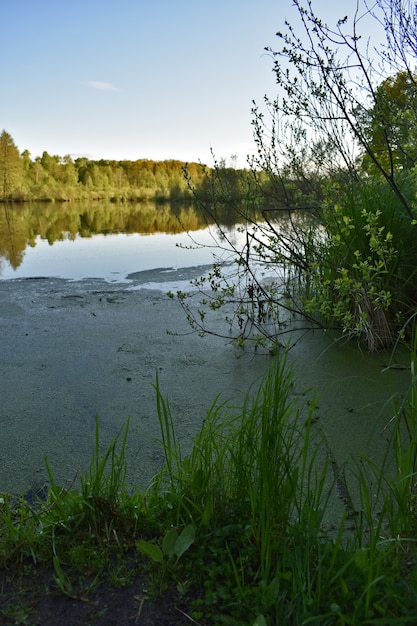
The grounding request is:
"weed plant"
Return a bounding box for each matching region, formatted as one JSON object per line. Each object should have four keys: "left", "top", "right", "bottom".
{"left": 1, "top": 355, "right": 417, "bottom": 624}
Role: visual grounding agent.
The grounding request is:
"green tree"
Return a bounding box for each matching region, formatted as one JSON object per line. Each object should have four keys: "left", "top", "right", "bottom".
{"left": 361, "top": 71, "right": 417, "bottom": 174}
{"left": 255, "top": 0, "right": 417, "bottom": 218}
{"left": 0, "top": 131, "right": 23, "bottom": 199}
{"left": 61, "top": 155, "right": 78, "bottom": 187}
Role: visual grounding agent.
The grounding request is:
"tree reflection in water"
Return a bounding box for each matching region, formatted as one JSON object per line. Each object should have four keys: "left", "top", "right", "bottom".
{"left": 0, "top": 201, "right": 246, "bottom": 281}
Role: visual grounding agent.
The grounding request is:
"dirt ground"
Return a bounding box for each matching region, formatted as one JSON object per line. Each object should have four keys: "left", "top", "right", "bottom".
{"left": 0, "top": 555, "right": 198, "bottom": 625}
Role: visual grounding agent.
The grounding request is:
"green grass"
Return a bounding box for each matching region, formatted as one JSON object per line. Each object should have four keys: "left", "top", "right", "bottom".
{"left": 1, "top": 354, "right": 417, "bottom": 624}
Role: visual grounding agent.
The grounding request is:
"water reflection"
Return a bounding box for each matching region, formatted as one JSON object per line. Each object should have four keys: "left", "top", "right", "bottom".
{"left": 0, "top": 201, "right": 214, "bottom": 280}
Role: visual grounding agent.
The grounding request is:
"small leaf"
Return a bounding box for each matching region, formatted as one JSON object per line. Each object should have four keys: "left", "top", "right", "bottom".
{"left": 162, "top": 528, "right": 178, "bottom": 557}
{"left": 136, "top": 539, "right": 163, "bottom": 563}
{"left": 174, "top": 524, "right": 195, "bottom": 559}
{"left": 253, "top": 615, "right": 267, "bottom": 626}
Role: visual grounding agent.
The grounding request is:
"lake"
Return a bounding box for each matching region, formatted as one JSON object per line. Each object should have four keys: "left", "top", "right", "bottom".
{"left": 0, "top": 200, "right": 239, "bottom": 284}
{"left": 0, "top": 199, "right": 412, "bottom": 519}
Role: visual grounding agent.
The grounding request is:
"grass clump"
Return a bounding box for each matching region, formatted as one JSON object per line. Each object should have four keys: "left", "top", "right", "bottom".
{"left": 152, "top": 356, "right": 417, "bottom": 624}
{"left": 1, "top": 355, "right": 417, "bottom": 624}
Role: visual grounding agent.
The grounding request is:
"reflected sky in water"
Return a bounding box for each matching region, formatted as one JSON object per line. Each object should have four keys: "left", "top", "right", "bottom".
{"left": 0, "top": 228, "right": 234, "bottom": 283}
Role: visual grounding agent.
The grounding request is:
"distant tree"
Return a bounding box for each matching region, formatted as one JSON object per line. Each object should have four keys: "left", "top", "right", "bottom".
{"left": 61, "top": 155, "right": 78, "bottom": 187}
{"left": 40, "top": 151, "right": 61, "bottom": 177}
{"left": 21, "top": 149, "right": 31, "bottom": 172}
{"left": 0, "top": 131, "right": 23, "bottom": 199}
{"left": 32, "top": 157, "right": 45, "bottom": 185}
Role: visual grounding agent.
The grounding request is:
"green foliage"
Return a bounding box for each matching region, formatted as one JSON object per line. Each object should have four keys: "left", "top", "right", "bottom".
{"left": 0, "top": 130, "right": 24, "bottom": 199}
{"left": 149, "top": 357, "right": 417, "bottom": 623}
{"left": 0, "top": 130, "right": 260, "bottom": 205}
{"left": 361, "top": 71, "right": 417, "bottom": 175}
{"left": 136, "top": 524, "right": 195, "bottom": 592}
{"left": 303, "top": 180, "right": 417, "bottom": 350}
{"left": 182, "top": 138, "right": 416, "bottom": 356}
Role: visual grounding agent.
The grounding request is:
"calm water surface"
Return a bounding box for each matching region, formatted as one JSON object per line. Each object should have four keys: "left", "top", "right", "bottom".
{"left": 0, "top": 201, "right": 238, "bottom": 283}
{"left": 0, "top": 230, "right": 221, "bottom": 282}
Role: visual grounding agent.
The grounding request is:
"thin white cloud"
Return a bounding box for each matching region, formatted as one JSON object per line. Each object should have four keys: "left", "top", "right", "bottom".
{"left": 83, "top": 81, "right": 118, "bottom": 91}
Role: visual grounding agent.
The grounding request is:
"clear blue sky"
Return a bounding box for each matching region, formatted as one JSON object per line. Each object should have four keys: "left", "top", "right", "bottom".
{"left": 2, "top": 0, "right": 377, "bottom": 165}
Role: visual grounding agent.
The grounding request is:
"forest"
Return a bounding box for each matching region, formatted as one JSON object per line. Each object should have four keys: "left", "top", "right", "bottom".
{"left": 0, "top": 133, "right": 257, "bottom": 205}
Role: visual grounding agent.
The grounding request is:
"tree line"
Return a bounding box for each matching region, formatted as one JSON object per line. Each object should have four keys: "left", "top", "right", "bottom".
{"left": 0, "top": 134, "right": 259, "bottom": 204}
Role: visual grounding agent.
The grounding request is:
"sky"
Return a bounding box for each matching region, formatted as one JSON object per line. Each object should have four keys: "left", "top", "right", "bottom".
{"left": 2, "top": 0, "right": 382, "bottom": 166}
